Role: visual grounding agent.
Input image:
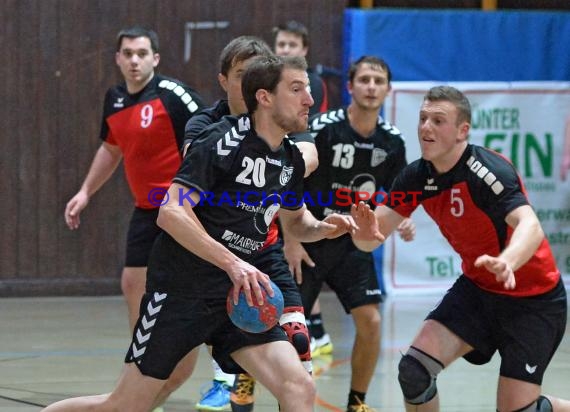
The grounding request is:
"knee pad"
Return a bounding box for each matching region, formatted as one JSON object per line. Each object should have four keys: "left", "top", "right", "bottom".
{"left": 398, "top": 346, "right": 443, "bottom": 405}
{"left": 536, "top": 396, "right": 553, "bottom": 412}
{"left": 509, "top": 396, "right": 553, "bottom": 412}
{"left": 279, "top": 308, "right": 312, "bottom": 371}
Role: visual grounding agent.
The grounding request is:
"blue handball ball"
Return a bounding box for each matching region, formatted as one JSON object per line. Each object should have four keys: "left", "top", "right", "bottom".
{"left": 226, "top": 280, "right": 284, "bottom": 333}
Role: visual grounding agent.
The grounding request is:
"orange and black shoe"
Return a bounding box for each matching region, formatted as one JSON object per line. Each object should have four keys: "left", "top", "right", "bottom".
{"left": 230, "top": 373, "right": 256, "bottom": 412}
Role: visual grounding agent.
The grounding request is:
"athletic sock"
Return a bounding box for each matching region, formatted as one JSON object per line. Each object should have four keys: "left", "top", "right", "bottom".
{"left": 347, "top": 390, "right": 366, "bottom": 407}
{"left": 308, "top": 313, "right": 325, "bottom": 339}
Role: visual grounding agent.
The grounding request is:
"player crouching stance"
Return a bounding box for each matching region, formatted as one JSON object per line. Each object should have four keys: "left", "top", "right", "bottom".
{"left": 351, "top": 86, "right": 570, "bottom": 412}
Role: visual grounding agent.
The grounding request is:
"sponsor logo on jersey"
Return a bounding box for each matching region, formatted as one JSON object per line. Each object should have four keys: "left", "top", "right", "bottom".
{"left": 253, "top": 202, "right": 281, "bottom": 234}
{"left": 366, "top": 289, "right": 382, "bottom": 296}
{"left": 237, "top": 201, "right": 263, "bottom": 212}
{"left": 221, "top": 230, "right": 264, "bottom": 254}
{"left": 279, "top": 166, "right": 294, "bottom": 186}
{"left": 266, "top": 156, "right": 282, "bottom": 166}
{"left": 525, "top": 364, "right": 537, "bottom": 374}
{"left": 371, "top": 148, "right": 388, "bottom": 167}
{"left": 466, "top": 155, "right": 505, "bottom": 195}
{"left": 354, "top": 141, "right": 374, "bottom": 150}
{"left": 113, "top": 97, "right": 125, "bottom": 108}
{"left": 424, "top": 177, "right": 438, "bottom": 191}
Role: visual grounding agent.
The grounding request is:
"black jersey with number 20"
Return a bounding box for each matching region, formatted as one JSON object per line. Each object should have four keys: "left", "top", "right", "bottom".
{"left": 147, "top": 115, "right": 306, "bottom": 298}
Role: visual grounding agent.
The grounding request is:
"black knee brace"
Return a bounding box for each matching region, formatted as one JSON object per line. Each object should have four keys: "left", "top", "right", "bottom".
{"left": 398, "top": 346, "right": 443, "bottom": 405}
{"left": 507, "top": 396, "right": 553, "bottom": 412}
{"left": 279, "top": 307, "right": 311, "bottom": 363}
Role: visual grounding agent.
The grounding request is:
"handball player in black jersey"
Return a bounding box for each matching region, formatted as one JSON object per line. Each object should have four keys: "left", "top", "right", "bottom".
{"left": 44, "top": 54, "right": 363, "bottom": 412}
{"left": 351, "top": 86, "right": 570, "bottom": 412}
{"left": 292, "top": 55, "right": 415, "bottom": 412}
{"left": 184, "top": 36, "right": 318, "bottom": 411}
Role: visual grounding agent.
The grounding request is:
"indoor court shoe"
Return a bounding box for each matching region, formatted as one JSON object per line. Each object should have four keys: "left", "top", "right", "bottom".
{"left": 230, "top": 373, "right": 256, "bottom": 412}
{"left": 195, "top": 379, "right": 231, "bottom": 411}
{"left": 346, "top": 399, "right": 377, "bottom": 412}
{"left": 311, "top": 332, "right": 334, "bottom": 357}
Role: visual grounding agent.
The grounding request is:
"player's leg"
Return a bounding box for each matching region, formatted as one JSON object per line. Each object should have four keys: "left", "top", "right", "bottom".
{"left": 400, "top": 276, "right": 496, "bottom": 411}
{"left": 42, "top": 363, "right": 166, "bottom": 412}
{"left": 327, "top": 242, "right": 382, "bottom": 411}
{"left": 496, "top": 381, "right": 570, "bottom": 411}
{"left": 121, "top": 266, "right": 147, "bottom": 330}
{"left": 231, "top": 341, "right": 315, "bottom": 412}
{"left": 127, "top": 292, "right": 215, "bottom": 410}
{"left": 349, "top": 304, "right": 381, "bottom": 399}
{"left": 229, "top": 243, "right": 313, "bottom": 412}
{"left": 122, "top": 207, "right": 162, "bottom": 331}
{"left": 495, "top": 279, "right": 568, "bottom": 412}
{"left": 308, "top": 298, "right": 334, "bottom": 357}
{"left": 545, "top": 397, "right": 570, "bottom": 411}
{"left": 258, "top": 243, "right": 313, "bottom": 372}
{"left": 399, "top": 319, "right": 472, "bottom": 412}
{"left": 154, "top": 347, "right": 200, "bottom": 408}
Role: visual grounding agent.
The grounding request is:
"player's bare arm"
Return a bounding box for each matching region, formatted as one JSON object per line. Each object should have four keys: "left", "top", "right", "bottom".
{"left": 279, "top": 206, "right": 357, "bottom": 242}
{"left": 396, "top": 218, "right": 416, "bottom": 242}
{"left": 282, "top": 232, "right": 314, "bottom": 284}
{"left": 64, "top": 142, "right": 123, "bottom": 229}
{"left": 350, "top": 201, "right": 409, "bottom": 252}
{"left": 474, "top": 204, "right": 544, "bottom": 290}
{"left": 157, "top": 183, "right": 272, "bottom": 306}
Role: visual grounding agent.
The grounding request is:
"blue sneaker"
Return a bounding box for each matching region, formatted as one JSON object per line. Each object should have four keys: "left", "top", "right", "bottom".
{"left": 195, "top": 379, "right": 231, "bottom": 411}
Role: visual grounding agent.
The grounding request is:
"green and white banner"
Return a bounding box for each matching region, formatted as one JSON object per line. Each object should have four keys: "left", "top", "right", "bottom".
{"left": 383, "top": 82, "right": 570, "bottom": 295}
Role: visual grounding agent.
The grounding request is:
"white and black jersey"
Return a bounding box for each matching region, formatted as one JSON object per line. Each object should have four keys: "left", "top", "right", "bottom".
{"left": 147, "top": 114, "right": 306, "bottom": 297}
{"left": 306, "top": 107, "right": 407, "bottom": 219}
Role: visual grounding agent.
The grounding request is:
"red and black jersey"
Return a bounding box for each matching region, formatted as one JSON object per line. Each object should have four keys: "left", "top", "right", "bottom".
{"left": 100, "top": 74, "right": 205, "bottom": 208}
{"left": 306, "top": 107, "right": 407, "bottom": 219}
{"left": 147, "top": 115, "right": 306, "bottom": 297}
{"left": 389, "top": 144, "right": 559, "bottom": 297}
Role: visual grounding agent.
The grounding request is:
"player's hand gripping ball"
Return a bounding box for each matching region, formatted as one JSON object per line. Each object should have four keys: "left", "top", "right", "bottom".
{"left": 226, "top": 280, "right": 284, "bottom": 333}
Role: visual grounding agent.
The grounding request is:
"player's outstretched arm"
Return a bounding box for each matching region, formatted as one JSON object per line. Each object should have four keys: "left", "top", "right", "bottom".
{"left": 474, "top": 204, "right": 544, "bottom": 290}
{"left": 279, "top": 205, "right": 357, "bottom": 243}
{"left": 350, "top": 202, "right": 405, "bottom": 252}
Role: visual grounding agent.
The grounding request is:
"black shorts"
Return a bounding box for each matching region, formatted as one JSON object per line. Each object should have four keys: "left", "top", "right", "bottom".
{"left": 125, "top": 207, "right": 161, "bottom": 267}
{"left": 252, "top": 240, "right": 302, "bottom": 309}
{"left": 125, "top": 291, "right": 288, "bottom": 379}
{"left": 299, "top": 235, "right": 382, "bottom": 314}
{"left": 427, "top": 275, "right": 567, "bottom": 385}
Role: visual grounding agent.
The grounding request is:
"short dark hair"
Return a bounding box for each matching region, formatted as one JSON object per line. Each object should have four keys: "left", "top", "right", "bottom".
{"left": 424, "top": 86, "right": 472, "bottom": 125}
{"left": 242, "top": 55, "right": 308, "bottom": 113}
{"left": 348, "top": 55, "right": 392, "bottom": 84}
{"left": 116, "top": 26, "right": 159, "bottom": 53}
{"left": 272, "top": 20, "right": 309, "bottom": 48}
{"left": 219, "top": 36, "right": 273, "bottom": 76}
